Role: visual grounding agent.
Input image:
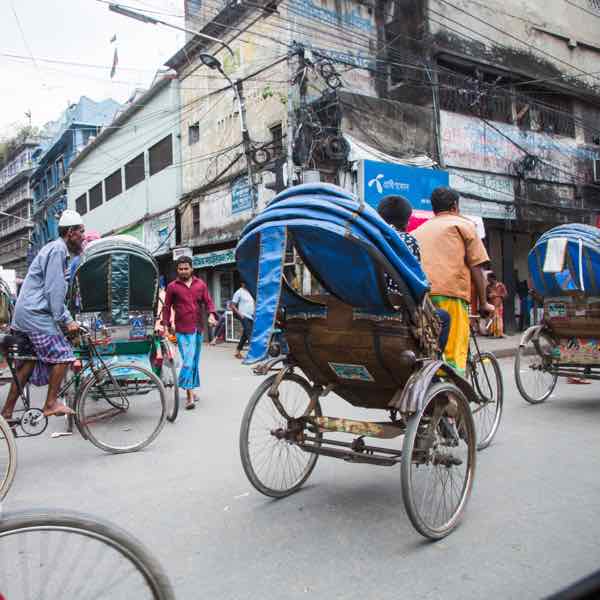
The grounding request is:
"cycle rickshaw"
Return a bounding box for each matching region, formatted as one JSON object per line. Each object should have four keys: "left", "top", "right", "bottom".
{"left": 515, "top": 224, "right": 600, "bottom": 403}
{"left": 237, "top": 183, "right": 501, "bottom": 539}
{"left": 0, "top": 236, "right": 170, "bottom": 453}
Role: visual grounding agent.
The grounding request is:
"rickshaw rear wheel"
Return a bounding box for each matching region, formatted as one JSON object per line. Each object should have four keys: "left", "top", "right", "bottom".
{"left": 76, "top": 363, "right": 167, "bottom": 454}
{"left": 514, "top": 332, "right": 558, "bottom": 404}
{"left": 240, "top": 373, "right": 322, "bottom": 498}
{"left": 467, "top": 351, "right": 503, "bottom": 450}
{"left": 0, "top": 415, "right": 17, "bottom": 501}
{"left": 401, "top": 382, "right": 476, "bottom": 540}
{"left": 160, "top": 341, "right": 179, "bottom": 423}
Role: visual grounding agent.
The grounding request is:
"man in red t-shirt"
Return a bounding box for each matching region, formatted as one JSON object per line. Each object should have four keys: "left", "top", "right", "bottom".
{"left": 161, "top": 256, "right": 217, "bottom": 409}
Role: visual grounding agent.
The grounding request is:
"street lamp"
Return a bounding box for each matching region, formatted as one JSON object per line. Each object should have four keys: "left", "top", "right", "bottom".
{"left": 199, "top": 53, "right": 255, "bottom": 212}
{"left": 108, "top": 3, "right": 235, "bottom": 58}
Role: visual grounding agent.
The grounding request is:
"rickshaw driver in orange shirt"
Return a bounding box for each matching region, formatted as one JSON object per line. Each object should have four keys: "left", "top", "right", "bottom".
{"left": 414, "top": 187, "right": 494, "bottom": 376}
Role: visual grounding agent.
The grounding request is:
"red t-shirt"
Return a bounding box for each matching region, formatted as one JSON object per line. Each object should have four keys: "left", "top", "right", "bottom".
{"left": 161, "top": 277, "right": 216, "bottom": 334}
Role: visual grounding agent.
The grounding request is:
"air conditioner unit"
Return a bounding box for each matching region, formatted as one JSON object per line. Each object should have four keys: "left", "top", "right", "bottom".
{"left": 593, "top": 159, "right": 600, "bottom": 183}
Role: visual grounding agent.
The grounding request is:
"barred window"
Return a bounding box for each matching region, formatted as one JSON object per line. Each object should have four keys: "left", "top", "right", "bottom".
{"left": 75, "top": 194, "right": 87, "bottom": 215}
{"left": 125, "top": 153, "right": 145, "bottom": 189}
{"left": 192, "top": 202, "right": 200, "bottom": 237}
{"left": 516, "top": 90, "right": 575, "bottom": 138}
{"left": 149, "top": 135, "right": 173, "bottom": 176}
{"left": 104, "top": 168, "right": 122, "bottom": 201}
{"left": 89, "top": 183, "right": 103, "bottom": 211}
{"left": 188, "top": 122, "right": 200, "bottom": 145}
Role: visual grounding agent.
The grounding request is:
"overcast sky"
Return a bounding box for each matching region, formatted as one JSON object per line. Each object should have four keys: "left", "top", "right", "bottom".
{"left": 1, "top": 0, "right": 184, "bottom": 136}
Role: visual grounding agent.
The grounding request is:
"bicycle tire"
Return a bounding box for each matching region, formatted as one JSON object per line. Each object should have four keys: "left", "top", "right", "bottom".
{"left": 0, "top": 509, "right": 175, "bottom": 599}
{"left": 0, "top": 415, "right": 17, "bottom": 501}
{"left": 161, "top": 341, "right": 179, "bottom": 423}
{"left": 76, "top": 363, "right": 167, "bottom": 454}
{"left": 468, "top": 351, "right": 503, "bottom": 450}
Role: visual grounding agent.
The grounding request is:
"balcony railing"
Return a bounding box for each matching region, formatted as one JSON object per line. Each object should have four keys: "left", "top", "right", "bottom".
{"left": 0, "top": 238, "right": 29, "bottom": 264}
{"left": 0, "top": 185, "right": 31, "bottom": 212}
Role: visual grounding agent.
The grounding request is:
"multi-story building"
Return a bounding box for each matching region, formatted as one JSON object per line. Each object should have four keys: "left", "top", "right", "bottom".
{"left": 67, "top": 73, "right": 181, "bottom": 275}
{"left": 164, "top": 0, "right": 600, "bottom": 329}
{"left": 0, "top": 140, "right": 42, "bottom": 277}
{"left": 30, "top": 96, "right": 120, "bottom": 259}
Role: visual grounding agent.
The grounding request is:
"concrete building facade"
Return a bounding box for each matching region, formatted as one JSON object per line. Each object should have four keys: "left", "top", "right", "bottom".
{"left": 30, "top": 97, "right": 120, "bottom": 260}
{"left": 67, "top": 74, "right": 181, "bottom": 273}
{"left": 0, "top": 141, "right": 41, "bottom": 277}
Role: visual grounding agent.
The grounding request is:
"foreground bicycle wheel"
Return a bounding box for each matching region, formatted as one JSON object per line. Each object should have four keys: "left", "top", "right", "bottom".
{"left": 0, "top": 415, "right": 17, "bottom": 501}
{"left": 76, "top": 363, "right": 167, "bottom": 453}
{"left": 468, "top": 351, "right": 503, "bottom": 450}
{"left": 240, "top": 373, "right": 322, "bottom": 498}
{"left": 401, "top": 382, "right": 476, "bottom": 540}
{"left": 515, "top": 333, "right": 558, "bottom": 404}
{"left": 0, "top": 509, "right": 175, "bottom": 599}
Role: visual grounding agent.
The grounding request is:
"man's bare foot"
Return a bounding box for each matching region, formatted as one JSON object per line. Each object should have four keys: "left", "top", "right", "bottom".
{"left": 43, "top": 402, "right": 76, "bottom": 417}
{"left": 234, "top": 351, "right": 243, "bottom": 359}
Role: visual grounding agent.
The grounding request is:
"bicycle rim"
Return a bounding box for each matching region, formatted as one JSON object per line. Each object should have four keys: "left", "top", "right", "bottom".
{"left": 0, "top": 509, "right": 175, "bottom": 599}
{"left": 77, "top": 364, "right": 166, "bottom": 453}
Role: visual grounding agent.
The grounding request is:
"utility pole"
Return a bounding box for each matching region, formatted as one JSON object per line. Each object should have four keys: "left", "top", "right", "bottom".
{"left": 234, "top": 79, "right": 257, "bottom": 215}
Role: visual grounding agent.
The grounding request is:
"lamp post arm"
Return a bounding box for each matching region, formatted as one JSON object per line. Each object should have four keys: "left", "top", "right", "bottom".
{"left": 109, "top": 3, "right": 235, "bottom": 57}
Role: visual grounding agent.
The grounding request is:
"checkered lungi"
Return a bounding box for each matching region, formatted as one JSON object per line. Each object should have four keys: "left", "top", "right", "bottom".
{"left": 15, "top": 330, "right": 75, "bottom": 386}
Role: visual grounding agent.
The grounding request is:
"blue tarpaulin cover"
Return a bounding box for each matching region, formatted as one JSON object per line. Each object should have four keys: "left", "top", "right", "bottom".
{"left": 529, "top": 224, "right": 600, "bottom": 296}
{"left": 236, "top": 183, "right": 430, "bottom": 364}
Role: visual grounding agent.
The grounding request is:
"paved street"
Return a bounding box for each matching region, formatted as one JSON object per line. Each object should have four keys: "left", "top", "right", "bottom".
{"left": 3, "top": 345, "right": 600, "bottom": 599}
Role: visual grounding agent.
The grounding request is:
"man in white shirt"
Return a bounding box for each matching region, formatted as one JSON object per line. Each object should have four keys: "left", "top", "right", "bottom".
{"left": 231, "top": 282, "right": 255, "bottom": 359}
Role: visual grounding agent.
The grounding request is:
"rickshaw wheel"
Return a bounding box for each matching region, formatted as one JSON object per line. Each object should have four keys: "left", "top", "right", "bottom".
{"left": 76, "top": 364, "right": 167, "bottom": 454}
{"left": 240, "top": 373, "right": 322, "bottom": 498}
{"left": 0, "top": 415, "right": 17, "bottom": 502}
{"left": 401, "top": 382, "right": 476, "bottom": 540}
{"left": 467, "top": 351, "right": 503, "bottom": 450}
{"left": 514, "top": 332, "right": 558, "bottom": 404}
{"left": 160, "top": 341, "right": 179, "bottom": 423}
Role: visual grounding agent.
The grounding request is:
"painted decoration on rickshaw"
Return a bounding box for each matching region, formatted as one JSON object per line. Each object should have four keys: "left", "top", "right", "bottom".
{"left": 547, "top": 303, "right": 567, "bottom": 319}
{"left": 552, "top": 338, "right": 600, "bottom": 364}
{"left": 328, "top": 362, "right": 375, "bottom": 382}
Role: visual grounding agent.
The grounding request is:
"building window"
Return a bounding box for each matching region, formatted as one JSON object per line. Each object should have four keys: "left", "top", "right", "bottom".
{"left": 437, "top": 60, "right": 513, "bottom": 124}
{"left": 515, "top": 90, "right": 575, "bottom": 138}
{"left": 269, "top": 123, "right": 284, "bottom": 158}
{"left": 188, "top": 122, "right": 200, "bottom": 145}
{"left": 46, "top": 166, "right": 54, "bottom": 191}
{"left": 75, "top": 194, "right": 88, "bottom": 215}
{"left": 56, "top": 156, "right": 65, "bottom": 181}
{"left": 125, "top": 153, "right": 145, "bottom": 189}
{"left": 104, "top": 168, "right": 122, "bottom": 201}
{"left": 192, "top": 202, "right": 200, "bottom": 237}
{"left": 149, "top": 135, "right": 173, "bottom": 176}
{"left": 88, "top": 183, "right": 103, "bottom": 211}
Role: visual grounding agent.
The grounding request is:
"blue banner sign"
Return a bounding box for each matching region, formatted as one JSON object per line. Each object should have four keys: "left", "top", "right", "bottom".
{"left": 358, "top": 160, "right": 449, "bottom": 211}
{"left": 231, "top": 176, "right": 253, "bottom": 214}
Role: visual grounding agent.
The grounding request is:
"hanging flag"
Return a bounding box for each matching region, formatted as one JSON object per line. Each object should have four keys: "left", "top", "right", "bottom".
{"left": 110, "top": 47, "right": 119, "bottom": 78}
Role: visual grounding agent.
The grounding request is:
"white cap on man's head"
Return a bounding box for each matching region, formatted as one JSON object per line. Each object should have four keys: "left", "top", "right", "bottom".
{"left": 58, "top": 209, "right": 83, "bottom": 227}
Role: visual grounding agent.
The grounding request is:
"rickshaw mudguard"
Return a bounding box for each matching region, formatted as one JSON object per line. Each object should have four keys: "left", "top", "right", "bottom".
{"left": 243, "top": 225, "right": 288, "bottom": 365}
{"left": 519, "top": 325, "right": 545, "bottom": 347}
{"left": 390, "top": 359, "right": 479, "bottom": 415}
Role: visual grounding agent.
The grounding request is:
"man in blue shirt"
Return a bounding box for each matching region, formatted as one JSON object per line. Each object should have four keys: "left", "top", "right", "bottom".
{"left": 1, "top": 210, "right": 85, "bottom": 420}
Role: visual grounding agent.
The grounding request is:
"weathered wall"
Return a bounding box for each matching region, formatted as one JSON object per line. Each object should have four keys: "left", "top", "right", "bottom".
{"left": 178, "top": 0, "right": 379, "bottom": 246}
{"left": 429, "top": 0, "right": 600, "bottom": 96}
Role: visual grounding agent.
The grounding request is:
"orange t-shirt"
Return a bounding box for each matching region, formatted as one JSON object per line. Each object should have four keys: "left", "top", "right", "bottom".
{"left": 414, "top": 213, "right": 489, "bottom": 303}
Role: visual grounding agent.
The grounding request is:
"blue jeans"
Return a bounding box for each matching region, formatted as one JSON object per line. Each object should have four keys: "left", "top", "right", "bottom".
{"left": 436, "top": 308, "right": 450, "bottom": 354}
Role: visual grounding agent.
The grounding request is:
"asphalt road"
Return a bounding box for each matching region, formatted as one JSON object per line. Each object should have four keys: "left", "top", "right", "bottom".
{"left": 3, "top": 347, "right": 600, "bottom": 599}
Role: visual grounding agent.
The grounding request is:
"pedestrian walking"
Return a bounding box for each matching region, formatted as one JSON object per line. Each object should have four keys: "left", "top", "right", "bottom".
{"left": 161, "top": 256, "right": 217, "bottom": 410}
{"left": 231, "top": 282, "right": 255, "bottom": 359}
{"left": 486, "top": 272, "right": 508, "bottom": 338}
